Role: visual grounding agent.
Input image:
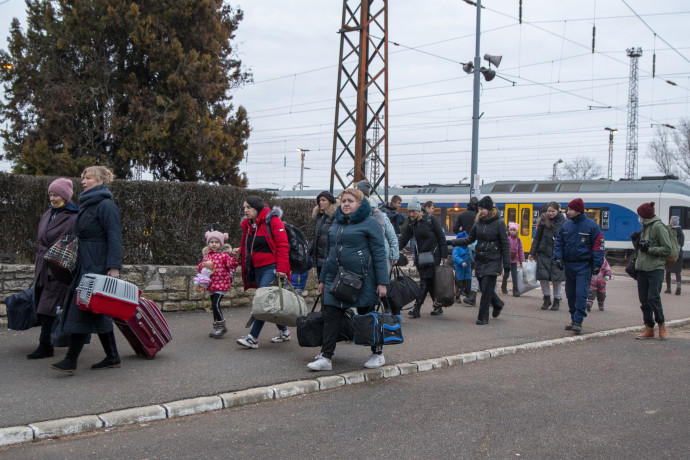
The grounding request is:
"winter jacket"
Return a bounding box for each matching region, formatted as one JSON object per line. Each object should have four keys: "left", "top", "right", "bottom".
{"left": 33, "top": 202, "right": 79, "bottom": 316}
{"left": 380, "top": 202, "right": 406, "bottom": 235}
{"left": 452, "top": 206, "right": 477, "bottom": 234}
{"left": 309, "top": 202, "right": 337, "bottom": 269}
{"left": 529, "top": 212, "right": 566, "bottom": 282}
{"left": 452, "top": 209, "right": 510, "bottom": 278}
{"left": 240, "top": 206, "right": 290, "bottom": 289}
{"left": 452, "top": 232, "right": 472, "bottom": 280}
{"left": 398, "top": 212, "right": 448, "bottom": 279}
{"left": 665, "top": 226, "right": 684, "bottom": 274}
{"left": 319, "top": 199, "right": 389, "bottom": 309}
{"left": 632, "top": 216, "right": 672, "bottom": 272}
{"left": 368, "top": 199, "right": 399, "bottom": 261}
{"left": 198, "top": 244, "right": 239, "bottom": 292}
{"left": 553, "top": 213, "right": 605, "bottom": 269}
{"left": 509, "top": 234, "right": 525, "bottom": 264}
{"left": 64, "top": 185, "right": 122, "bottom": 334}
{"left": 590, "top": 258, "right": 612, "bottom": 285}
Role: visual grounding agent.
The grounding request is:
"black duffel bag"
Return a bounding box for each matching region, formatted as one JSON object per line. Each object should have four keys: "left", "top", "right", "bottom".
{"left": 296, "top": 296, "right": 354, "bottom": 347}
{"left": 5, "top": 283, "right": 38, "bottom": 331}
{"left": 353, "top": 297, "right": 403, "bottom": 347}
{"left": 387, "top": 267, "right": 420, "bottom": 311}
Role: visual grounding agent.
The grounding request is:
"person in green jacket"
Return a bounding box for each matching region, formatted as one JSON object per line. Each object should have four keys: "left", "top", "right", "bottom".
{"left": 630, "top": 202, "right": 672, "bottom": 340}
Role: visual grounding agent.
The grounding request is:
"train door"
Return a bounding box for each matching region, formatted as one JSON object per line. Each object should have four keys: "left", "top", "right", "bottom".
{"left": 504, "top": 203, "right": 534, "bottom": 254}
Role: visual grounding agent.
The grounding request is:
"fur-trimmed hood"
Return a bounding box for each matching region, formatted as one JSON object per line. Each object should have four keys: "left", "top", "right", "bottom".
{"left": 240, "top": 206, "right": 283, "bottom": 231}
{"left": 203, "top": 243, "right": 232, "bottom": 256}
{"left": 312, "top": 202, "right": 338, "bottom": 220}
{"left": 476, "top": 207, "right": 498, "bottom": 222}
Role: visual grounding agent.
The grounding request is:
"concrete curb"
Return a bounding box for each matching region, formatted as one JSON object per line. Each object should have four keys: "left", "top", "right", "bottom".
{"left": 2, "top": 317, "right": 689, "bottom": 448}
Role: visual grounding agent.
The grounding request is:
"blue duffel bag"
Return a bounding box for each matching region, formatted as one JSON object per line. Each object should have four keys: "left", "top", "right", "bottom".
{"left": 353, "top": 297, "right": 403, "bottom": 347}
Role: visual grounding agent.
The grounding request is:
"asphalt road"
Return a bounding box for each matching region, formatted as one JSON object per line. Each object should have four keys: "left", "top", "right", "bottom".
{"left": 2, "top": 324, "right": 688, "bottom": 459}
{"left": 1, "top": 270, "right": 688, "bottom": 429}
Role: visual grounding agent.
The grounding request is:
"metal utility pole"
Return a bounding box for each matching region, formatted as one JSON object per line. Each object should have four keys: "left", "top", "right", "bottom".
{"left": 625, "top": 47, "right": 642, "bottom": 180}
{"left": 604, "top": 127, "right": 617, "bottom": 180}
{"left": 296, "top": 148, "right": 309, "bottom": 190}
{"left": 331, "top": 0, "right": 388, "bottom": 201}
{"left": 469, "top": 0, "right": 482, "bottom": 198}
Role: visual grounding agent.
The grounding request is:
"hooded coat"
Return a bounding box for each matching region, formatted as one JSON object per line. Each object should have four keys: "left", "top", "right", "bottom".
{"left": 398, "top": 211, "right": 448, "bottom": 278}
{"left": 198, "top": 244, "right": 239, "bottom": 292}
{"left": 452, "top": 202, "right": 478, "bottom": 234}
{"left": 452, "top": 231, "right": 472, "bottom": 280}
{"left": 319, "top": 199, "right": 389, "bottom": 309}
{"left": 453, "top": 209, "right": 510, "bottom": 278}
{"left": 529, "top": 212, "right": 566, "bottom": 282}
{"left": 34, "top": 202, "right": 79, "bottom": 316}
{"left": 64, "top": 185, "right": 122, "bottom": 334}
{"left": 240, "top": 206, "right": 290, "bottom": 289}
{"left": 665, "top": 226, "right": 684, "bottom": 274}
{"left": 309, "top": 202, "right": 338, "bottom": 269}
{"left": 632, "top": 216, "right": 672, "bottom": 272}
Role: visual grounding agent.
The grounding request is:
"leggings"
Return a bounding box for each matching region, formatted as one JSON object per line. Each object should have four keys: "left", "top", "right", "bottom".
{"left": 665, "top": 271, "right": 681, "bottom": 288}
{"left": 210, "top": 293, "right": 224, "bottom": 321}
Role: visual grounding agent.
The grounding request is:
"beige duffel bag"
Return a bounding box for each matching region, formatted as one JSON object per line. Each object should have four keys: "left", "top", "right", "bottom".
{"left": 250, "top": 278, "right": 307, "bottom": 327}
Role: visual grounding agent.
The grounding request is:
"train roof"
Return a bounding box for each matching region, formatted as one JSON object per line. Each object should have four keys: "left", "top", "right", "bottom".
{"left": 270, "top": 178, "right": 690, "bottom": 199}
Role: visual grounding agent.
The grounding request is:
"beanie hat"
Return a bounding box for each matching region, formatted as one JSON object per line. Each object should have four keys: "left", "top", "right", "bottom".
{"left": 567, "top": 198, "right": 585, "bottom": 214}
{"left": 205, "top": 231, "right": 228, "bottom": 246}
{"left": 48, "top": 178, "right": 73, "bottom": 203}
{"left": 508, "top": 222, "right": 519, "bottom": 232}
{"left": 245, "top": 196, "right": 264, "bottom": 213}
{"left": 477, "top": 196, "right": 494, "bottom": 210}
{"left": 316, "top": 190, "right": 336, "bottom": 205}
{"left": 407, "top": 196, "right": 421, "bottom": 211}
{"left": 356, "top": 180, "right": 373, "bottom": 197}
{"left": 637, "top": 202, "right": 655, "bottom": 220}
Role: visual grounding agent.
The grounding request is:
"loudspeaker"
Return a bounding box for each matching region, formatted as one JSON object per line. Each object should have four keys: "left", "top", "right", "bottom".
{"left": 483, "top": 54, "right": 502, "bottom": 68}
{"left": 480, "top": 67, "right": 496, "bottom": 82}
{"left": 462, "top": 62, "right": 474, "bottom": 74}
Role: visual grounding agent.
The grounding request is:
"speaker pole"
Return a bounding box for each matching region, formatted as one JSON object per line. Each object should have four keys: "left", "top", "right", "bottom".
{"left": 470, "top": 0, "right": 482, "bottom": 199}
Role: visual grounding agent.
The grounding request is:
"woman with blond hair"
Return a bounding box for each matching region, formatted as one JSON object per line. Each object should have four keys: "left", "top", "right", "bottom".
{"left": 51, "top": 166, "right": 123, "bottom": 374}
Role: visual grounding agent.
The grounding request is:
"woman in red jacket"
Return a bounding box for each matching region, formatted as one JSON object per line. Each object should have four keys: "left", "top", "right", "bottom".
{"left": 235, "top": 196, "right": 292, "bottom": 349}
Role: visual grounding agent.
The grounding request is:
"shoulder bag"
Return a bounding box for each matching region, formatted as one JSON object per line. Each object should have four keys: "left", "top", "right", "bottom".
{"left": 44, "top": 235, "right": 79, "bottom": 277}
{"left": 329, "top": 227, "right": 367, "bottom": 304}
{"left": 387, "top": 266, "right": 420, "bottom": 312}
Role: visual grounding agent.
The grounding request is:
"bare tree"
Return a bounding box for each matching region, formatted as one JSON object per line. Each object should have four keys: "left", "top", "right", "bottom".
{"left": 559, "top": 156, "right": 603, "bottom": 180}
{"left": 646, "top": 119, "right": 690, "bottom": 180}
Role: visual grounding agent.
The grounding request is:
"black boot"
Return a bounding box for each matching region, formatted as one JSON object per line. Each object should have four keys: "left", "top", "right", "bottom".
{"left": 27, "top": 342, "right": 54, "bottom": 359}
{"left": 92, "top": 331, "right": 121, "bottom": 370}
{"left": 430, "top": 306, "right": 443, "bottom": 316}
{"left": 551, "top": 298, "right": 560, "bottom": 311}
{"left": 463, "top": 291, "right": 477, "bottom": 306}
{"left": 541, "top": 295, "right": 552, "bottom": 310}
{"left": 501, "top": 277, "right": 509, "bottom": 294}
{"left": 408, "top": 304, "right": 421, "bottom": 318}
{"left": 28, "top": 314, "right": 54, "bottom": 359}
{"left": 51, "top": 333, "right": 87, "bottom": 374}
{"left": 676, "top": 286, "right": 681, "bottom": 296}
{"left": 664, "top": 285, "right": 672, "bottom": 294}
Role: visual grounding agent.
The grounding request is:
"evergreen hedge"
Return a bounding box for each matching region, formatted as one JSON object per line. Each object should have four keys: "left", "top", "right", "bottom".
{"left": 0, "top": 173, "right": 315, "bottom": 265}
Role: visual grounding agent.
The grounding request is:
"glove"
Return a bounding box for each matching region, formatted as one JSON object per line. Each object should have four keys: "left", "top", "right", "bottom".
{"left": 555, "top": 259, "right": 564, "bottom": 270}
{"left": 639, "top": 240, "right": 650, "bottom": 252}
{"left": 630, "top": 231, "right": 639, "bottom": 241}
{"left": 592, "top": 267, "right": 600, "bottom": 275}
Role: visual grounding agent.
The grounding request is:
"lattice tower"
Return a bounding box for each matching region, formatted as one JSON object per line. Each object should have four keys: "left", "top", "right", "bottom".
{"left": 625, "top": 47, "right": 642, "bottom": 179}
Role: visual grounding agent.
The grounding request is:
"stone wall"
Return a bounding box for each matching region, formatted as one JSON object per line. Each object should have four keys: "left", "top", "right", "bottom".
{"left": 1, "top": 264, "right": 419, "bottom": 326}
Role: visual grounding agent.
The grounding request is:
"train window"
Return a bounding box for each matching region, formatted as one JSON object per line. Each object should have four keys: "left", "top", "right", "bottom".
{"left": 584, "top": 208, "right": 601, "bottom": 226}
{"left": 669, "top": 206, "right": 690, "bottom": 230}
{"left": 506, "top": 208, "right": 517, "bottom": 223}
{"left": 446, "top": 207, "right": 465, "bottom": 232}
{"left": 492, "top": 184, "right": 513, "bottom": 192}
{"left": 536, "top": 183, "right": 558, "bottom": 192}
{"left": 513, "top": 183, "right": 535, "bottom": 192}
{"left": 558, "top": 183, "right": 581, "bottom": 192}
{"left": 520, "top": 208, "right": 531, "bottom": 236}
{"left": 579, "top": 182, "right": 610, "bottom": 192}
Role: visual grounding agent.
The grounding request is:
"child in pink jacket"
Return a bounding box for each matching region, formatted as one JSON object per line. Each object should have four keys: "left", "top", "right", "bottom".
{"left": 196, "top": 231, "right": 239, "bottom": 338}
{"left": 502, "top": 222, "right": 525, "bottom": 297}
{"left": 587, "top": 257, "right": 612, "bottom": 311}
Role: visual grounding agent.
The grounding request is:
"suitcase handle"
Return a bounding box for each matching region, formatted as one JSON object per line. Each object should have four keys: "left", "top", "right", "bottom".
{"left": 138, "top": 321, "right": 155, "bottom": 342}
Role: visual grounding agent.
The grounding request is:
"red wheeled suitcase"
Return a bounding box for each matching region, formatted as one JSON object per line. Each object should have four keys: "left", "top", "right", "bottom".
{"left": 114, "top": 297, "right": 172, "bottom": 359}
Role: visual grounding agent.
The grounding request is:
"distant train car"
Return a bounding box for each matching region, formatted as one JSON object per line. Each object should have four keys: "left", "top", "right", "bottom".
{"left": 274, "top": 177, "right": 690, "bottom": 256}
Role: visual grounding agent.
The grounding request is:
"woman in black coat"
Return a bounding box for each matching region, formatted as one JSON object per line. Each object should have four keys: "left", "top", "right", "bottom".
{"left": 51, "top": 166, "right": 123, "bottom": 374}
{"left": 309, "top": 191, "right": 337, "bottom": 278}
{"left": 29, "top": 178, "right": 79, "bottom": 359}
{"left": 398, "top": 196, "right": 448, "bottom": 317}
{"left": 528, "top": 201, "right": 566, "bottom": 310}
{"left": 452, "top": 196, "right": 510, "bottom": 325}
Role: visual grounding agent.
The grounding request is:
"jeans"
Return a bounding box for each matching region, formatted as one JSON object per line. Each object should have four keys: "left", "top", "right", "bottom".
{"left": 477, "top": 275, "right": 503, "bottom": 322}
{"left": 540, "top": 280, "right": 563, "bottom": 300}
{"left": 637, "top": 269, "right": 665, "bottom": 328}
{"left": 564, "top": 262, "right": 591, "bottom": 324}
{"left": 249, "top": 264, "right": 287, "bottom": 338}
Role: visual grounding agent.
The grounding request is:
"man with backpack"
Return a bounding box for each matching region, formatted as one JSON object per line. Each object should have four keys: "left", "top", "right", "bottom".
{"left": 380, "top": 195, "right": 406, "bottom": 237}
{"left": 630, "top": 202, "right": 674, "bottom": 340}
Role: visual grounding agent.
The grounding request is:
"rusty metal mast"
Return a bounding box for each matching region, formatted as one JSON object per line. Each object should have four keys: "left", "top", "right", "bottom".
{"left": 330, "top": 0, "right": 388, "bottom": 201}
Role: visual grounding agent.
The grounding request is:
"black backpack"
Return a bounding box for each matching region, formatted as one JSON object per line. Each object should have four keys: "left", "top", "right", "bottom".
{"left": 266, "top": 217, "right": 310, "bottom": 273}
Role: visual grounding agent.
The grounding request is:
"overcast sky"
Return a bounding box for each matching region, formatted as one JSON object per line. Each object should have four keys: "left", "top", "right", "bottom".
{"left": 2, "top": 0, "right": 690, "bottom": 191}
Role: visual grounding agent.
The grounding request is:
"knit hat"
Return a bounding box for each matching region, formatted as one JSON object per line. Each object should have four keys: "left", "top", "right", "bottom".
{"left": 356, "top": 180, "right": 373, "bottom": 197}
{"left": 477, "top": 196, "right": 494, "bottom": 210}
{"left": 508, "top": 222, "right": 519, "bottom": 232}
{"left": 316, "top": 190, "right": 336, "bottom": 205}
{"left": 637, "top": 202, "right": 655, "bottom": 220}
{"left": 567, "top": 198, "right": 585, "bottom": 214}
{"left": 245, "top": 196, "right": 264, "bottom": 213}
{"left": 670, "top": 215, "right": 680, "bottom": 227}
{"left": 48, "top": 178, "right": 73, "bottom": 203}
{"left": 205, "top": 231, "right": 228, "bottom": 246}
{"left": 407, "top": 196, "right": 421, "bottom": 211}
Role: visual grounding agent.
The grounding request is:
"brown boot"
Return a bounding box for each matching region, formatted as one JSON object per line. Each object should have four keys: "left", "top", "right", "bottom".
{"left": 658, "top": 323, "right": 668, "bottom": 339}
{"left": 635, "top": 326, "right": 655, "bottom": 340}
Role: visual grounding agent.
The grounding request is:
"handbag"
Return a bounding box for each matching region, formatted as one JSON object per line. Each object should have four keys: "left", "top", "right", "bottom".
{"left": 433, "top": 261, "right": 456, "bottom": 307}
{"left": 329, "top": 265, "right": 364, "bottom": 304}
{"left": 353, "top": 297, "right": 403, "bottom": 347}
{"left": 251, "top": 278, "right": 307, "bottom": 327}
{"left": 625, "top": 256, "right": 638, "bottom": 280}
{"left": 387, "top": 267, "right": 420, "bottom": 312}
{"left": 296, "top": 296, "right": 354, "bottom": 347}
{"left": 44, "top": 235, "right": 79, "bottom": 277}
{"left": 417, "top": 248, "right": 436, "bottom": 268}
{"left": 4, "top": 283, "right": 38, "bottom": 331}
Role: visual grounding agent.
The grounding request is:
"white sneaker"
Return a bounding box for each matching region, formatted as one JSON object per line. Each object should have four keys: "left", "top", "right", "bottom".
{"left": 307, "top": 357, "right": 332, "bottom": 371}
{"left": 236, "top": 335, "right": 258, "bottom": 349}
{"left": 364, "top": 354, "right": 385, "bottom": 369}
{"left": 271, "top": 330, "right": 291, "bottom": 343}
{"left": 314, "top": 352, "right": 323, "bottom": 360}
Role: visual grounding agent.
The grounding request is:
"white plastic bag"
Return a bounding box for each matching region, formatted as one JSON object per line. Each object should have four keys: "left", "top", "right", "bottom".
{"left": 516, "top": 262, "right": 540, "bottom": 295}
{"left": 523, "top": 259, "right": 537, "bottom": 284}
